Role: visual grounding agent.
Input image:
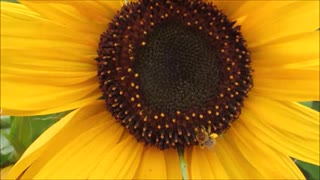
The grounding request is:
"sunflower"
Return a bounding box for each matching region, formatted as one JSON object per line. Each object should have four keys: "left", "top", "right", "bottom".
{"left": 1, "top": 0, "right": 319, "bottom": 179}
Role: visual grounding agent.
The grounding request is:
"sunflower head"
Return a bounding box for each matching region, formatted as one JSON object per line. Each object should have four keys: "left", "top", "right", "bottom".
{"left": 97, "top": 0, "right": 253, "bottom": 150}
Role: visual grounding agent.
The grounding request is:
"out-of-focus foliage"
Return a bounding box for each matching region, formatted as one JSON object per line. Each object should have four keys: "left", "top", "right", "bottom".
{"left": 0, "top": 112, "right": 70, "bottom": 167}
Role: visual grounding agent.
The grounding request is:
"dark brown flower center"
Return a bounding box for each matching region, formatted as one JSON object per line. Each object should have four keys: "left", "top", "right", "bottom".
{"left": 97, "top": 0, "right": 253, "bottom": 150}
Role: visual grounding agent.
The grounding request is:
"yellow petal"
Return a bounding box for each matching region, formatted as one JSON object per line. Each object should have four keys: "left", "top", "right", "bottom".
{"left": 1, "top": 77, "right": 100, "bottom": 111}
{"left": 190, "top": 147, "right": 214, "bottom": 179}
{"left": 89, "top": 136, "right": 144, "bottom": 179}
{"left": 19, "top": 1, "right": 107, "bottom": 35}
{"left": 252, "top": 68, "right": 319, "bottom": 101}
{"left": 226, "top": 122, "right": 305, "bottom": 179}
{"left": 134, "top": 146, "right": 167, "bottom": 179}
{"left": 242, "top": 96, "right": 320, "bottom": 165}
{"left": 2, "top": 91, "right": 99, "bottom": 116}
{"left": 190, "top": 147, "right": 229, "bottom": 179}
{"left": 1, "top": 2, "right": 102, "bottom": 114}
{"left": 1, "top": 166, "right": 13, "bottom": 180}
{"left": 30, "top": 117, "right": 123, "bottom": 179}
{"left": 212, "top": 1, "right": 293, "bottom": 28}
{"left": 60, "top": 0, "right": 122, "bottom": 24}
{"left": 241, "top": 1, "right": 319, "bottom": 47}
{"left": 164, "top": 149, "right": 182, "bottom": 179}
{"left": 6, "top": 100, "right": 109, "bottom": 179}
{"left": 251, "top": 31, "right": 319, "bottom": 68}
{"left": 215, "top": 136, "right": 264, "bottom": 178}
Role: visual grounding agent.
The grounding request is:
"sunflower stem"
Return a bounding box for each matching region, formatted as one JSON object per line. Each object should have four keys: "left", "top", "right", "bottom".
{"left": 177, "top": 146, "right": 188, "bottom": 180}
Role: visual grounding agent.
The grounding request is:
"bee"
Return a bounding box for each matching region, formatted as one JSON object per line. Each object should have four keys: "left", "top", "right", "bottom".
{"left": 195, "top": 125, "right": 218, "bottom": 150}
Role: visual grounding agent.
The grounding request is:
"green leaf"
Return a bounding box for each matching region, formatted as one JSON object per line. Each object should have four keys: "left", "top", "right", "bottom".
{"left": 300, "top": 101, "right": 320, "bottom": 112}
{"left": 9, "top": 117, "right": 33, "bottom": 156}
{"left": 296, "top": 160, "right": 320, "bottom": 180}
{"left": 1, "top": 111, "right": 71, "bottom": 163}
{"left": 0, "top": 116, "right": 11, "bottom": 129}
{"left": 0, "top": 131, "right": 17, "bottom": 167}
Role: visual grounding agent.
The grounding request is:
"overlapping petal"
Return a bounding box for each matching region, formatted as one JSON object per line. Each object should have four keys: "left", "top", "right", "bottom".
{"left": 242, "top": 95, "right": 320, "bottom": 165}
{"left": 6, "top": 101, "right": 126, "bottom": 179}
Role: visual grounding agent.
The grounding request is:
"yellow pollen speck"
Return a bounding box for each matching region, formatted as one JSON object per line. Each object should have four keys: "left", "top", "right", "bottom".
{"left": 131, "top": 82, "right": 135, "bottom": 87}
{"left": 207, "top": 110, "right": 212, "bottom": 114}
{"left": 215, "top": 105, "right": 219, "bottom": 109}
{"left": 208, "top": 120, "right": 211, "bottom": 124}
{"left": 135, "top": 94, "right": 140, "bottom": 98}
{"left": 120, "top": 76, "right": 125, "bottom": 81}
{"left": 116, "top": 67, "right": 122, "bottom": 71}
{"left": 172, "top": 118, "right": 176, "bottom": 123}
{"left": 219, "top": 93, "right": 224, "bottom": 97}
{"left": 130, "top": 97, "right": 135, "bottom": 101}
{"left": 127, "top": 68, "right": 132, "bottom": 72}
{"left": 141, "top": 41, "right": 146, "bottom": 46}
{"left": 215, "top": 112, "right": 220, "bottom": 116}
{"left": 199, "top": 114, "right": 204, "bottom": 119}
{"left": 160, "top": 113, "right": 165, "bottom": 117}
{"left": 185, "top": 116, "right": 190, "bottom": 121}
{"left": 176, "top": 111, "right": 181, "bottom": 115}
{"left": 154, "top": 115, "right": 159, "bottom": 120}
{"left": 192, "top": 113, "right": 196, "bottom": 117}
{"left": 137, "top": 103, "right": 141, "bottom": 108}
{"left": 165, "top": 124, "right": 169, "bottom": 128}
{"left": 229, "top": 75, "right": 234, "bottom": 79}
{"left": 134, "top": 73, "right": 139, "bottom": 78}
{"left": 157, "top": 125, "right": 161, "bottom": 129}
{"left": 143, "top": 31, "right": 147, "bottom": 35}
{"left": 220, "top": 49, "right": 225, "bottom": 53}
{"left": 119, "top": 91, "right": 124, "bottom": 95}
